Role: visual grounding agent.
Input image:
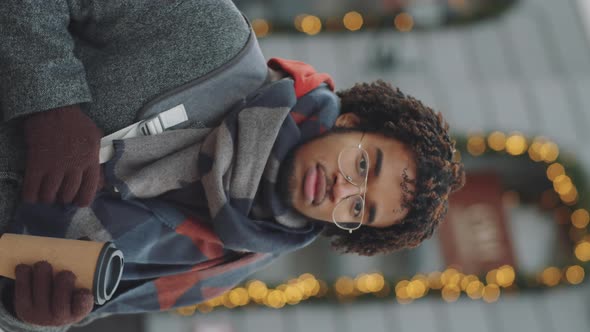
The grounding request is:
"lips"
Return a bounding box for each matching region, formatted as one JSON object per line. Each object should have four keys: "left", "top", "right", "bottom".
{"left": 303, "top": 164, "right": 327, "bottom": 205}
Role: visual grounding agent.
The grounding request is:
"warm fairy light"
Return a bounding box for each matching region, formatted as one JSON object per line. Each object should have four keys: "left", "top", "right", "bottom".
{"left": 367, "top": 273, "right": 386, "bottom": 293}
{"left": 505, "top": 134, "right": 528, "bottom": 155}
{"left": 486, "top": 269, "right": 498, "bottom": 285}
{"left": 284, "top": 285, "right": 303, "bottom": 304}
{"left": 466, "top": 281, "right": 484, "bottom": 299}
{"left": 539, "top": 141, "right": 559, "bottom": 162}
{"left": 394, "top": 12, "right": 414, "bottom": 32}
{"left": 575, "top": 241, "right": 590, "bottom": 262}
{"left": 266, "top": 290, "right": 287, "bottom": 308}
{"left": 441, "top": 268, "right": 461, "bottom": 285}
{"left": 176, "top": 305, "right": 197, "bottom": 316}
{"left": 571, "top": 209, "right": 590, "bottom": 229}
{"left": 395, "top": 280, "right": 411, "bottom": 302}
{"left": 301, "top": 15, "right": 322, "bottom": 35}
{"left": 428, "top": 271, "right": 443, "bottom": 289}
{"left": 229, "top": 288, "right": 250, "bottom": 306}
{"left": 248, "top": 280, "right": 269, "bottom": 301}
{"left": 335, "top": 276, "right": 355, "bottom": 295}
{"left": 553, "top": 175, "right": 573, "bottom": 195}
{"left": 441, "top": 284, "right": 461, "bottom": 303}
{"left": 467, "top": 135, "right": 486, "bottom": 156}
{"left": 294, "top": 14, "right": 307, "bottom": 31}
{"left": 355, "top": 274, "right": 370, "bottom": 293}
{"left": 223, "top": 292, "right": 237, "bottom": 308}
{"left": 496, "top": 265, "right": 516, "bottom": 288}
{"left": 565, "top": 265, "right": 585, "bottom": 285}
{"left": 196, "top": 303, "right": 214, "bottom": 313}
{"left": 560, "top": 187, "right": 579, "bottom": 205}
{"left": 528, "top": 141, "right": 543, "bottom": 162}
{"left": 406, "top": 280, "right": 427, "bottom": 299}
{"left": 460, "top": 275, "right": 479, "bottom": 291}
{"left": 482, "top": 284, "right": 500, "bottom": 303}
{"left": 541, "top": 267, "right": 562, "bottom": 287}
{"left": 252, "top": 19, "right": 270, "bottom": 38}
{"left": 546, "top": 163, "right": 565, "bottom": 181}
{"left": 487, "top": 131, "right": 506, "bottom": 151}
{"left": 343, "top": 11, "right": 364, "bottom": 31}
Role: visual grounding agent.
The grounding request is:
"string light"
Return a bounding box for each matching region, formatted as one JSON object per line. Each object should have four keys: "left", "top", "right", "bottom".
{"left": 252, "top": 19, "right": 270, "bottom": 38}
{"left": 394, "top": 12, "right": 414, "bottom": 32}
{"left": 343, "top": 11, "right": 364, "bottom": 31}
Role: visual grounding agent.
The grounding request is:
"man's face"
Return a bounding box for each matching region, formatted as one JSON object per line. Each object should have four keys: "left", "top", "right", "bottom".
{"left": 278, "top": 117, "right": 417, "bottom": 229}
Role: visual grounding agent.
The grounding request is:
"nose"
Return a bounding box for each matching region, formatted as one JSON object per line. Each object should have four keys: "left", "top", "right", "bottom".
{"left": 332, "top": 172, "right": 362, "bottom": 203}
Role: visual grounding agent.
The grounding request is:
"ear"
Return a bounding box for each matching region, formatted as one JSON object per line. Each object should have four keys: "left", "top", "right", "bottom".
{"left": 334, "top": 113, "right": 361, "bottom": 128}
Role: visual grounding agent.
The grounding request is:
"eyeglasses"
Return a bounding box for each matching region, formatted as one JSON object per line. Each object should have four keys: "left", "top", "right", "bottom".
{"left": 332, "top": 133, "right": 369, "bottom": 233}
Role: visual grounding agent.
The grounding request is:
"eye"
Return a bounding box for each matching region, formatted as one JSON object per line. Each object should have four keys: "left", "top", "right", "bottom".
{"left": 351, "top": 196, "right": 364, "bottom": 218}
{"left": 358, "top": 155, "right": 368, "bottom": 177}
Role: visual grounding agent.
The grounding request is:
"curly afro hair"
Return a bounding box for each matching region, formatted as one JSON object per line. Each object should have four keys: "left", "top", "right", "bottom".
{"left": 323, "top": 80, "right": 465, "bottom": 256}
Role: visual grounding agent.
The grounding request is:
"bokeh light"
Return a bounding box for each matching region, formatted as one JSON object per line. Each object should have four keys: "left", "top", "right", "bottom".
{"left": 343, "top": 11, "right": 363, "bottom": 31}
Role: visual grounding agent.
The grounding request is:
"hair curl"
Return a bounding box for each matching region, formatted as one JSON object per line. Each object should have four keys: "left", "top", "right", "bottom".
{"left": 323, "top": 80, "right": 465, "bottom": 256}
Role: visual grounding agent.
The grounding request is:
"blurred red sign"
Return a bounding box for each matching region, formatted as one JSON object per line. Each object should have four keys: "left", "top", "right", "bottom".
{"left": 438, "top": 172, "right": 517, "bottom": 274}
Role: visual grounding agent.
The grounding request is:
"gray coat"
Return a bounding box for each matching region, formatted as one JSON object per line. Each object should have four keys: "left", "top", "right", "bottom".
{"left": 0, "top": 0, "right": 250, "bottom": 330}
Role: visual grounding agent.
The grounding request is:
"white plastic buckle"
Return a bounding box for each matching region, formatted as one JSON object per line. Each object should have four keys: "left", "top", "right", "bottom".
{"left": 139, "top": 104, "right": 189, "bottom": 135}
{"left": 99, "top": 104, "right": 189, "bottom": 164}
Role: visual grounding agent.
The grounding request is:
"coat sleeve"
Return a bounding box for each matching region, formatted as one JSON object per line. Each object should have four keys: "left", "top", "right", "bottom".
{"left": 0, "top": 0, "right": 92, "bottom": 120}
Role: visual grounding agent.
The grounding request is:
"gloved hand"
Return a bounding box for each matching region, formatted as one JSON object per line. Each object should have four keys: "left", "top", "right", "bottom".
{"left": 23, "top": 105, "right": 103, "bottom": 206}
{"left": 14, "top": 261, "right": 94, "bottom": 326}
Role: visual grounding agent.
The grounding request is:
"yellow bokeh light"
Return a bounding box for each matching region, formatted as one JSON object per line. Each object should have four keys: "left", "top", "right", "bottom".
{"left": 575, "top": 241, "right": 590, "bottom": 262}
{"left": 528, "top": 141, "right": 543, "bottom": 162}
{"left": 301, "top": 15, "right": 322, "bottom": 35}
{"left": 266, "top": 290, "right": 286, "bottom": 309}
{"left": 343, "top": 11, "right": 363, "bottom": 31}
{"left": 539, "top": 142, "right": 559, "bottom": 162}
{"left": 441, "top": 268, "right": 461, "bottom": 285}
{"left": 505, "top": 134, "right": 528, "bottom": 155}
{"left": 367, "top": 273, "right": 385, "bottom": 293}
{"left": 487, "top": 131, "right": 506, "bottom": 151}
{"left": 482, "top": 284, "right": 500, "bottom": 303}
{"left": 394, "top": 12, "right": 414, "bottom": 32}
{"left": 335, "top": 276, "right": 355, "bottom": 295}
{"left": 541, "top": 267, "right": 562, "bottom": 287}
{"left": 460, "top": 275, "right": 479, "bottom": 291}
{"left": 176, "top": 305, "right": 196, "bottom": 316}
{"left": 407, "top": 280, "right": 427, "bottom": 299}
{"left": 294, "top": 14, "right": 307, "bottom": 31}
{"left": 560, "top": 187, "right": 578, "bottom": 205}
{"left": 248, "top": 281, "right": 269, "bottom": 301}
{"left": 565, "top": 265, "right": 585, "bottom": 285}
{"left": 229, "top": 288, "right": 250, "bottom": 306}
{"left": 355, "top": 274, "right": 370, "bottom": 293}
{"left": 467, "top": 135, "right": 486, "bottom": 156}
{"left": 466, "top": 281, "right": 484, "bottom": 299}
{"left": 546, "top": 163, "right": 565, "bottom": 181}
{"left": 572, "top": 209, "right": 590, "bottom": 229}
{"left": 496, "top": 265, "right": 516, "bottom": 288}
{"left": 441, "top": 285, "right": 461, "bottom": 303}
{"left": 196, "top": 303, "right": 214, "bottom": 313}
{"left": 428, "top": 272, "right": 443, "bottom": 289}
{"left": 284, "top": 285, "right": 303, "bottom": 304}
{"left": 486, "top": 269, "right": 498, "bottom": 285}
{"left": 553, "top": 175, "right": 573, "bottom": 195}
{"left": 252, "top": 19, "right": 270, "bottom": 38}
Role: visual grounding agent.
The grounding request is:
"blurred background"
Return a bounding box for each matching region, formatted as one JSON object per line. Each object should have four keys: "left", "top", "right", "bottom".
{"left": 74, "top": 0, "right": 590, "bottom": 331}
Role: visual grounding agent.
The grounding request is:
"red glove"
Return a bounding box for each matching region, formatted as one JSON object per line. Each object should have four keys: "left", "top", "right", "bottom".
{"left": 23, "top": 105, "right": 103, "bottom": 206}
{"left": 14, "top": 261, "right": 94, "bottom": 326}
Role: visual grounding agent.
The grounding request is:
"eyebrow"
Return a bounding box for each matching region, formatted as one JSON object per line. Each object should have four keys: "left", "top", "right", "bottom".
{"left": 367, "top": 147, "right": 382, "bottom": 225}
{"left": 368, "top": 206, "right": 376, "bottom": 224}
{"left": 374, "top": 147, "right": 383, "bottom": 178}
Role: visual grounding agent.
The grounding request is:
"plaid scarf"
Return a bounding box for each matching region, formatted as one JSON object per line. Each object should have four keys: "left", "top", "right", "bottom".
{"left": 10, "top": 76, "right": 339, "bottom": 314}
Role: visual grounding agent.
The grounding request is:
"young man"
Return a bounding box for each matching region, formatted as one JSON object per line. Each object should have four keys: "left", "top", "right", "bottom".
{"left": 0, "top": 0, "right": 464, "bottom": 330}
